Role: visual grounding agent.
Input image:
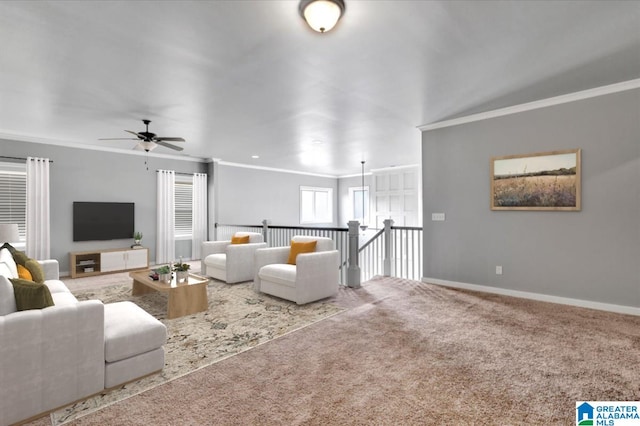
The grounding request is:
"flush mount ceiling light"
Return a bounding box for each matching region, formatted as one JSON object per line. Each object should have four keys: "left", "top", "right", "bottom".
{"left": 299, "top": 0, "right": 345, "bottom": 33}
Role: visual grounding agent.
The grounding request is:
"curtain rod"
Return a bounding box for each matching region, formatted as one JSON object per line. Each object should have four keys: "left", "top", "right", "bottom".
{"left": 0, "top": 156, "right": 54, "bottom": 163}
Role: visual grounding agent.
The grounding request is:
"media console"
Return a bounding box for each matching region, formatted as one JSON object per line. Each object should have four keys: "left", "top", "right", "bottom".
{"left": 70, "top": 247, "right": 149, "bottom": 278}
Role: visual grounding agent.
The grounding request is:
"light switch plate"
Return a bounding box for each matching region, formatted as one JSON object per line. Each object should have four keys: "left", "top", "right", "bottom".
{"left": 431, "top": 213, "right": 445, "bottom": 221}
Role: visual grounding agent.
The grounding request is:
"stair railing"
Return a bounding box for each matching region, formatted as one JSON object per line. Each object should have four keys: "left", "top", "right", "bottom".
{"left": 214, "top": 219, "right": 423, "bottom": 285}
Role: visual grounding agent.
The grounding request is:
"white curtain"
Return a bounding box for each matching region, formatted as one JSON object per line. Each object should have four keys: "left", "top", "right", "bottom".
{"left": 191, "top": 173, "right": 208, "bottom": 259}
{"left": 26, "top": 157, "right": 50, "bottom": 260}
{"left": 156, "top": 170, "right": 175, "bottom": 264}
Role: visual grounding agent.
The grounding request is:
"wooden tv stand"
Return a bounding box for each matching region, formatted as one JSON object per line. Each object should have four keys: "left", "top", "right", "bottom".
{"left": 70, "top": 247, "right": 149, "bottom": 278}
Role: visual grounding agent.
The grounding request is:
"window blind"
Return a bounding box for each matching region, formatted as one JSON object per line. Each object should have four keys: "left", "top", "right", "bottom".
{"left": 0, "top": 164, "right": 26, "bottom": 240}
{"left": 174, "top": 180, "right": 193, "bottom": 238}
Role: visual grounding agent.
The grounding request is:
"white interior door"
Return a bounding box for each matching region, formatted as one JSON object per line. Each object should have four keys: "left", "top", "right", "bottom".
{"left": 373, "top": 166, "right": 421, "bottom": 228}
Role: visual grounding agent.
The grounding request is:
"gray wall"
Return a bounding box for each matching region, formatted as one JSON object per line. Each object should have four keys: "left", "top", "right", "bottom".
{"left": 216, "top": 164, "right": 339, "bottom": 227}
{"left": 1, "top": 139, "right": 207, "bottom": 272}
{"left": 421, "top": 88, "right": 640, "bottom": 308}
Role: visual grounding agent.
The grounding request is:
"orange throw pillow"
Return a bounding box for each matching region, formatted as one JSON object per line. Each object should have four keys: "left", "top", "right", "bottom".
{"left": 17, "top": 264, "right": 33, "bottom": 281}
{"left": 231, "top": 235, "right": 250, "bottom": 244}
{"left": 287, "top": 240, "right": 317, "bottom": 265}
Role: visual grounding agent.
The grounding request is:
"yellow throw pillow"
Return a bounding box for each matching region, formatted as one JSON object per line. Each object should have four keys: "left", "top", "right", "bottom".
{"left": 287, "top": 240, "right": 317, "bottom": 265}
{"left": 231, "top": 235, "right": 250, "bottom": 244}
{"left": 17, "top": 264, "right": 33, "bottom": 281}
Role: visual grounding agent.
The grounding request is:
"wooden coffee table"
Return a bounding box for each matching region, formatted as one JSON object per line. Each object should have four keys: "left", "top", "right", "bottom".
{"left": 129, "top": 270, "right": 209, "bottom": 319}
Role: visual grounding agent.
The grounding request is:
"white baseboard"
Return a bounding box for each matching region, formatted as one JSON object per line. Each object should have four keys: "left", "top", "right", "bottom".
{"left": 422, "top": 277, "right": 640, "bottom": 317}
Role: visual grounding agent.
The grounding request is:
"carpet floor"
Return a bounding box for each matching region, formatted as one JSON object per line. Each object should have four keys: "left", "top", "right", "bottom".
{"left": 27, "top": 271, "right": 344, "bottom": 425}
{"left": 53, "top": 276, "right": 640, "bottom": 425}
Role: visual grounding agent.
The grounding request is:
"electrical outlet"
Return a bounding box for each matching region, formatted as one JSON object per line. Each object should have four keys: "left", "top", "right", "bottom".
{"left": 496, "top": 266, "right": 503, "bottom": 275}
{"left": 431, "top": 213, "right": 445, "bottom": 221}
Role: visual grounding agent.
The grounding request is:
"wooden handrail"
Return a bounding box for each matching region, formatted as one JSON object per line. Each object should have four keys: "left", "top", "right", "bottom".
{"left": 215, "top": 223, "right": 348, "bottom": 232}
{"left": 391, "top": 226, "right": 423, "bottom": 231}
{"left": 215, "top": 223, "right": 262, "bottom": 229}
{"left": 358, "top": 228, "right": 384, "bottom": 253}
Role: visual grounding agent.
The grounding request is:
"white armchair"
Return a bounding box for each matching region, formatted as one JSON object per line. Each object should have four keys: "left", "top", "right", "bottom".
{"left": 201, "top": 232, "right": 267, "bottom": 283}
{"left": 253, "top": 236, "right": 339, "bottom": 305}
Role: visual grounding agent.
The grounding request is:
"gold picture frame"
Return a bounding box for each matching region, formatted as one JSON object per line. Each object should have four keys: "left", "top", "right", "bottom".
{"left": 490, "top": 149, "right": 581, "bottom": 211}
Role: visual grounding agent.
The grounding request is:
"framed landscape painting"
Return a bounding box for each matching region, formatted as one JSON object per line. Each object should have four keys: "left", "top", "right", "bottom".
{"left": 490, "top": 149, "right": 581, "bottom": 211}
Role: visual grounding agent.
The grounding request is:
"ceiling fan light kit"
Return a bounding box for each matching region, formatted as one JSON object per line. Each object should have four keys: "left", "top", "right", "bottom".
{"left": 136, "top": 141, "right": 158, "bottom": 152}
{"left": 299, "top": 0, "right": 345, "bottom": 33}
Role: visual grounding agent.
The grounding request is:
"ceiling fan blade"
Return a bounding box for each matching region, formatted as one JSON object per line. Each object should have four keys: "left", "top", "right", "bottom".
{"left": 98, "top": 138, "right": 138, "bottom": 141}
{"left": 154, "top": 137, "right": 185, "bottom": 142}
{"left": 102, "top": 122, "right": 184, "bottom": 152}
{"left": 125, "top": 130, "right": 143, "bottom": 138}
{"left": 156, "top": 140, "right": 184, "bottom": 151}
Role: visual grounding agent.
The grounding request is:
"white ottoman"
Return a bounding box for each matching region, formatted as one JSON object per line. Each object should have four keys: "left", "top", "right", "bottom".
{"left": 103, "top": 301, "right": 167, "bottom": 388}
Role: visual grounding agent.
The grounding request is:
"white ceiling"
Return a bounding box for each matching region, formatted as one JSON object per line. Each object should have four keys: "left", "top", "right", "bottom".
{"left": 0, "top": 1, "right": 638, "bottom": 176}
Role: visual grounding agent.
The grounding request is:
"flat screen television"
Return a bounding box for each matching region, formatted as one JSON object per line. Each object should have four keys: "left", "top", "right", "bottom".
{"left": 73, "top": 202, "right": 135, "bottom": 242}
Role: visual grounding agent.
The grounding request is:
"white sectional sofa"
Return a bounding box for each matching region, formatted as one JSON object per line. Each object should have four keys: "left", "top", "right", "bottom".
{"left": 0, "top": 257, "right": 167, "bottom": 426}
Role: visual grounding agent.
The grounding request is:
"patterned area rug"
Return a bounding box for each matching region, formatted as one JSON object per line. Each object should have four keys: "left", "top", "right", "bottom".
{"left": 51, "top": 279, "right": 345, "bottom": 424}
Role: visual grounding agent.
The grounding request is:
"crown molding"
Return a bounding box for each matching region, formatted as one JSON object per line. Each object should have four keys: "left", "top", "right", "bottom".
{"left": 370, "top": 164, "right": 420, "bottom": 174}
{"left": 0, "top": 132, "right": 208, "bottom": 163}
{"left": 338, "top": 172, "right": 373, "bottom": 179}
{"left": 418, "top": 78, "right": 640, "bottom": 132}
{"left": 217, "top": 161, "right": 336, "bottom": 178}
{"left": 338, "top": 164, "right": 421, "bottom": 179}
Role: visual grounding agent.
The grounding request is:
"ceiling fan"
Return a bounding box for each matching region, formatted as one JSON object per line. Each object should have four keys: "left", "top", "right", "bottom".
{"left": 99, "top": 119, "right": 185, "bottom": 152}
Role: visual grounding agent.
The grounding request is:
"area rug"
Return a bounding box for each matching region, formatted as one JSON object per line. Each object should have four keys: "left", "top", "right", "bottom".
{"left": 49, "top": 279, "right": 345, "bottom": 425}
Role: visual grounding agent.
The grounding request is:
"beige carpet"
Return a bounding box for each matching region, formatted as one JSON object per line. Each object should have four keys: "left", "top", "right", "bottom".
{"left": 25, "top": 270, "right": 344, "bottom": 425}
{"left": 56, "top": 276, "right": 640, "bottom": 425}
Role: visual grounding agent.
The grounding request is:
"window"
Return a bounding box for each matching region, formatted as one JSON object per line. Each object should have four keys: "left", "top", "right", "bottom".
{"left": 175, "top": 176, "right": 193, "bottom": 239}
{"left": 349, "top": 186, "right": 369, "bottom": 226}
{"left": 0, "top": 162, "right": 26, "bottom": 241}
{"left": 300, "top": 186, "right": 333, "bottom": 224}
